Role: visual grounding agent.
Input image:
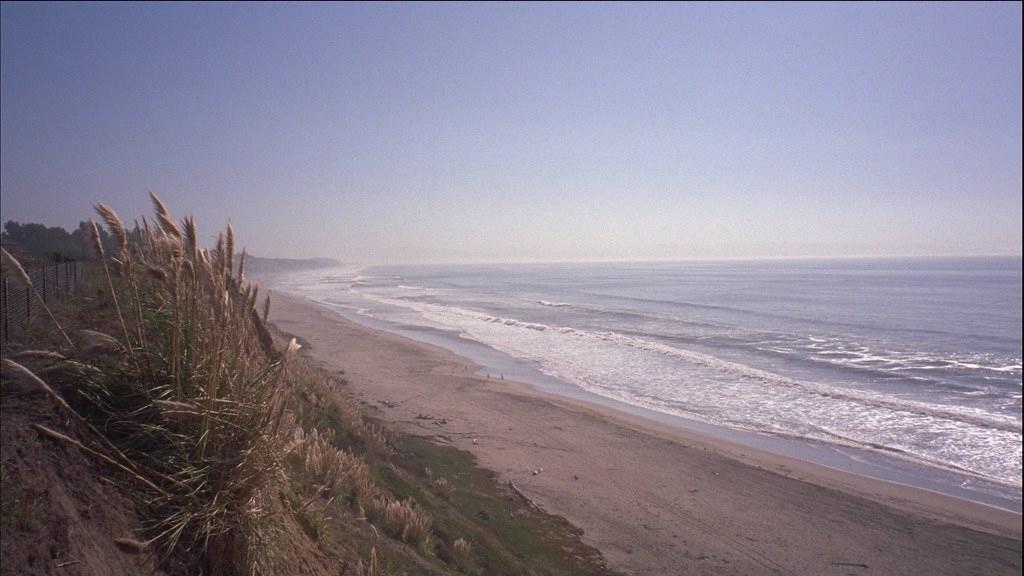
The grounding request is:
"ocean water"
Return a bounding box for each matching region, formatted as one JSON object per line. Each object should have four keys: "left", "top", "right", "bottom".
{"left": 277, "top": 257, "right": 1022, "bottom": 508}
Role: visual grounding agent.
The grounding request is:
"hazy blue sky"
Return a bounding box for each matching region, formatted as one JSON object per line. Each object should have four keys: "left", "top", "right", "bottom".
{"left": 2, "top": 2, "right": 1021, "bottom": 262}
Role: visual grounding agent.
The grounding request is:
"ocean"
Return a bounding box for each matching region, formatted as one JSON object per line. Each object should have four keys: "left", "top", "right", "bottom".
{"left": 277, "top": 257, "right": 1022, "bottom": 510}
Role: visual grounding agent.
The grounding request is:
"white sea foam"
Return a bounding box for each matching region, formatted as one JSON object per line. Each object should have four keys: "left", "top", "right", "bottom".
{"left": 805, "top": 344, "right": 1022, "bottom": 377}
{"left": 993, "top": 364, "right": 1023, "bottom": 373}
{"left": 343, "top": 291, "right": 1022, "bottom": 487}
{"left": 280, "top": 260, "right": 1024, "bottom": 496}
{"left": 538, "top": 300, "right": 573, "bottom": 308}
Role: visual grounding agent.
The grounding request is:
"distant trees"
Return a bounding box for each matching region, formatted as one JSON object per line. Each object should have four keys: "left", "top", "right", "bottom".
{"left": 1, "top": 219, "right": 116, "bottom": 264}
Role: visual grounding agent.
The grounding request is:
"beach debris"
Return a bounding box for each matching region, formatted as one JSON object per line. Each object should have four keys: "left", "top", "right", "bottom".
{"left": 114, "top": 537, "right": 148, "bottom": 554}
{"left": 508, "top": 481, "right": 543, "bottom": 510}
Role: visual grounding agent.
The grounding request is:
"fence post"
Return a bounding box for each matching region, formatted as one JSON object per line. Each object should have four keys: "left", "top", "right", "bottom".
{"left": 2, "top": 278, "right": 8, "bottom": 343}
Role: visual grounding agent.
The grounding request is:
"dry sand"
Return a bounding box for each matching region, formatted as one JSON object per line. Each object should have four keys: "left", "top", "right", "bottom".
{"left": 270, "top": 291, "right": 1022, "bottom": 576}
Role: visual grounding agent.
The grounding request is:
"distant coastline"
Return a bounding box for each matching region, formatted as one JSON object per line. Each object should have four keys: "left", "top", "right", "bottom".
{"left": 244, "top": 255, "right": 340, "bottom": 275}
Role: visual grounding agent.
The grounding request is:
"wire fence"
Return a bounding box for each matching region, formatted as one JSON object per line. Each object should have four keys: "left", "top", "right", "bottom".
{"left": 1, "top": 260, "right": 85, "bottom": 344}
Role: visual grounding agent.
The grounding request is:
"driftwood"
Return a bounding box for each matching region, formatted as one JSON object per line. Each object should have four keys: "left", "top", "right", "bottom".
{"left": 508, "top": 480, "right": 543, "bottom": 511}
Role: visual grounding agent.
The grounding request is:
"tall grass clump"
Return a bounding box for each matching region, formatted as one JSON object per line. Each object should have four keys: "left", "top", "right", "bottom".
{"left": 1, "top": 195, "right": 463, "bottom": 575}
{"left": 367, "top": 496, "right": 432, "bottom": 550}
{"left": 290, "top": 426, "right": 374, "bottom": 504}
{"left": 8, "top": 195, "right": 299, "bottom": 574}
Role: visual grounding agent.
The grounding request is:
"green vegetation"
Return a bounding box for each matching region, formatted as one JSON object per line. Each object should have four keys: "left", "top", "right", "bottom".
{"left": 383, "top": 436, "right": 614, "bottom": 575}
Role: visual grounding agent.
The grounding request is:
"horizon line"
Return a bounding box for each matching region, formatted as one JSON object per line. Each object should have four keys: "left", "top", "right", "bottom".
{"left": 279, "top": 252, "right": 1024, "bottom": 268}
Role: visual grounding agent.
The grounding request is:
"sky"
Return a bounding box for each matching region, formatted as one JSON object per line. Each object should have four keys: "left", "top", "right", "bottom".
{"left": 1, "top": 2, "right": 1021, "bottom": 263}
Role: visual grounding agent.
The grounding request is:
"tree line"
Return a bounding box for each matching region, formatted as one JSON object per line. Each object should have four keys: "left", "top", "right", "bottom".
{"left": 1, "top": 220, "right": 117, "bottom": 265}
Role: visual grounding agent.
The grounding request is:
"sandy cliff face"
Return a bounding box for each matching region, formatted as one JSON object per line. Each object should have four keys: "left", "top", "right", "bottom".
{"left": 0, "top": 385, "right": 166, "bottom": 576}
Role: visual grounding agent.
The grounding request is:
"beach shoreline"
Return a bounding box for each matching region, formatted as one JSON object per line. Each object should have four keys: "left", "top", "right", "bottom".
{"left": 269, "top": 289, "right": 1022, "bottom": 576}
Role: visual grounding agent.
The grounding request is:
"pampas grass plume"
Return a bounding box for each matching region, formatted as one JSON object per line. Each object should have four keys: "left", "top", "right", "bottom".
{"left": 1, "top": 246, "right": 33, "bottom": 288}
{"left": 149, "top": 191, "right": 181, "bottom": 239}
{"left": 94, "top": 203, "right": 128, "bottom": 256}
{"left": 88, "top": 219, "right": 106, "bottom": 259}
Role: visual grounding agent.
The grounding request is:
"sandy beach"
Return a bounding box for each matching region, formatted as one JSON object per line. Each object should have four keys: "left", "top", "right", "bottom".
{"left": 270, "top": 290, "right": 1022, "bottom": 576}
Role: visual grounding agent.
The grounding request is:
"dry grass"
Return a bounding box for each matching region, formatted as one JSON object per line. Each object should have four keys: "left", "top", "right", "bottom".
{"left": 432, "top": 476, "right": 454, "bottom": 500}
{"left": 453, "top": 537, "right": 473, "bottom": 571}
{"left": 291, "top": 426, "right": 374, "bottom": 503}
{"left": 286, "top": 358, "right": 392, "bottom": 457}
{"left": 353, "top": 546, "right": 379, "bottom": 576}
{"left": 2, "top": 195, "right": 298, "bottom": 574}
{"left": 368, "top": 496, "right": 432, "bottom": 548}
